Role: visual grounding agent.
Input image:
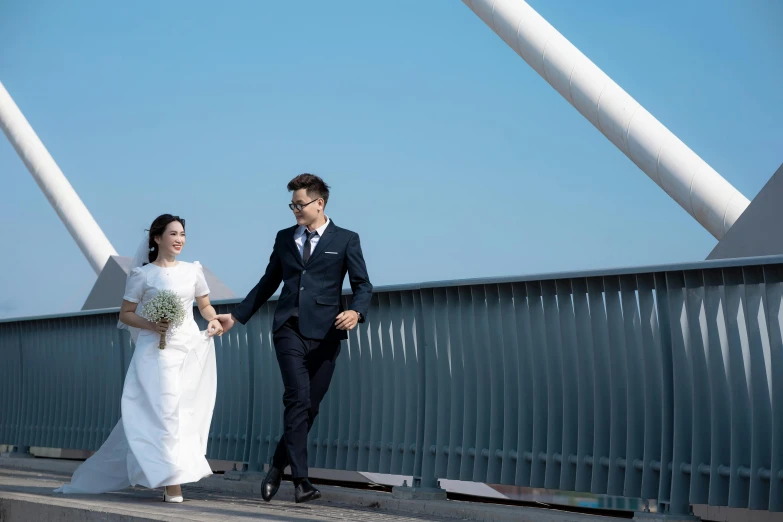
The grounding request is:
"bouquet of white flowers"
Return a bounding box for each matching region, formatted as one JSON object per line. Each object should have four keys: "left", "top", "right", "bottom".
{"left": 140, "top": 289, "right": 186, "bottom": 349}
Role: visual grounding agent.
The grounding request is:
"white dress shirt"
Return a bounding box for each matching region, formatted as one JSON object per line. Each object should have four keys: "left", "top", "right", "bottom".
{"left": 294, "top": 216, "right": 330, "bottom": 259}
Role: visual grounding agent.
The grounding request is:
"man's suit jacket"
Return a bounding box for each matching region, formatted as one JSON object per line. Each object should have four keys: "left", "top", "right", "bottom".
{"left": 232, "top": 220, "right": 372, "bottom": 340}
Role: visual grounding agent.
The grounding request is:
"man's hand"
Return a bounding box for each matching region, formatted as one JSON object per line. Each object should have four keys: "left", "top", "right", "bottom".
{"left": 216, "top": 313, "right": 237, "bottom": 334}
{"left": 335, "top": 310, "right": 360, "bottom": 331}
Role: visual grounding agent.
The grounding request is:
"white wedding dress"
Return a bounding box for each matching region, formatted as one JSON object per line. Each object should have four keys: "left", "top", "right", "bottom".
{"left": 55, "top": 261, "right": 217, "bottom": 494}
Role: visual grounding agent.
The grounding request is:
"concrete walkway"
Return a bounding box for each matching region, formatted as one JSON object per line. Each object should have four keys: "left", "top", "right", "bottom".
{"left": 0, "top": 457, "right": 623, "bottom": 521}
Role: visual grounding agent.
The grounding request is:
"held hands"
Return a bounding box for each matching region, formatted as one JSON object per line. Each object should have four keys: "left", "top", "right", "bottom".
{"left": 216, "top": 314, "right": 236, "bottom": 334}
{"left": 207, "top": 319, "right": 223, "bottom": 337}
{"left": 335, "top": 310, "right": 359, "bottom": 331}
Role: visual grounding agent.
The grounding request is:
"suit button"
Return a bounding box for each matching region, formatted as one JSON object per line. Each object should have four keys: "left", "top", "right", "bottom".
{"left": 300, "top": 287, "right": 305, "bottom": 291}
{"left": 302, "top": 270, "right": 306, "bottom": 274}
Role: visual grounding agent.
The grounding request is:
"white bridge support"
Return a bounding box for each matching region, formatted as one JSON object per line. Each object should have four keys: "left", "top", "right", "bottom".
{"left": 463, "top": 0, "right": 749, "bottom": 240}
{"left": 0, "top": 80, "right": 117, "bottom": 273}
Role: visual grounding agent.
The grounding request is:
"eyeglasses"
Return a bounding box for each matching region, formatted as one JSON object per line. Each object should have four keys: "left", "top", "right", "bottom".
{"left": 288, "top": 199, "right": 320, "bottom": 212}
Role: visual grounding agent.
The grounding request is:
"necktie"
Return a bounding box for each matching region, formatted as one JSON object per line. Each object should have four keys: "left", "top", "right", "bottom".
{"left": 303, "top": 231, "right": 317, "bottom": 263}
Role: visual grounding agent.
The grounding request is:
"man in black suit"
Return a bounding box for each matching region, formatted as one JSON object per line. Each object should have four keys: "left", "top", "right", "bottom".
{"left": 217, "top": 173, "right": 372, "bottom": 504}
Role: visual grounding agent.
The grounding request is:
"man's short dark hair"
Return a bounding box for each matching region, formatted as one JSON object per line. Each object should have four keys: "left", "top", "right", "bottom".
{"left": 288, "top": 173, "right": 330, "bottom": 205}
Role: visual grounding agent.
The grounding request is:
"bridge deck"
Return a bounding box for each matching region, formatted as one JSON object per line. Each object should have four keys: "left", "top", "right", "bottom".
{"left": 0, "top": 458, "right": 613, "bottom": 521}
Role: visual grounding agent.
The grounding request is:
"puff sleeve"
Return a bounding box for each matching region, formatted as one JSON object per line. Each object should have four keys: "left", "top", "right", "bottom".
{"left": 194, "top": 261, "right": 210, "bottom": 297}
{"left": 123, "top": 267, "right": 145, "bottom": 303}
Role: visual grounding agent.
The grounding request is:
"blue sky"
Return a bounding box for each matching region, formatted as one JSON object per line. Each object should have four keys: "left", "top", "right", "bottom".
{"left": 1, "top": 0, "right": 781, "bottom": 319}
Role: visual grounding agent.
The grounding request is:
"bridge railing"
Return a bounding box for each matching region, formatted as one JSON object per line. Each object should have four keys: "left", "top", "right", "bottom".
{"left": 2, "top": 255, "right": 783, "bottom": 515}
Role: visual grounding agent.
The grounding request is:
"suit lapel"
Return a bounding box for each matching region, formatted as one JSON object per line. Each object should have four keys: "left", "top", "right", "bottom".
{"left": 285, "top": 225, "right": 303, "bottom": 265}
{"left": 306, "top": 221, "right": 338, "bottom": 266}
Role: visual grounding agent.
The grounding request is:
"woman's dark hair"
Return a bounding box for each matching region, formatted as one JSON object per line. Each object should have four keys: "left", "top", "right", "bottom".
{"left": 146, "top": 214, "right": 185, "bottom": 264}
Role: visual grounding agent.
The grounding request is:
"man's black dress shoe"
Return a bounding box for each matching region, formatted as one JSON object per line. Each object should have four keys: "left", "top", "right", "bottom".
{"left": 294, "top": 479, "right": 321, "bottom": 504}
{"left": 261, "top": 467, "right": 282, "bottom": 502}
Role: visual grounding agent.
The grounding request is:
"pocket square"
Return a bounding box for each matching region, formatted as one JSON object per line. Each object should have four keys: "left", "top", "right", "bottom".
{"left": 325, "top": 251, "right": 338, "bottom": 255}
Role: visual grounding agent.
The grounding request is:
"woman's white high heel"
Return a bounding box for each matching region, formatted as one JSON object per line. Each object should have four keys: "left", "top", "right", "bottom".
{"left": 163, "top": 487, "right": 184, "bottom": 503}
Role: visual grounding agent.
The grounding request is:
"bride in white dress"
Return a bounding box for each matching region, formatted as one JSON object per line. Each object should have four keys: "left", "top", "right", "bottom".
{"left": 55, "top": 214, "right": 223, "bottom": 503}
